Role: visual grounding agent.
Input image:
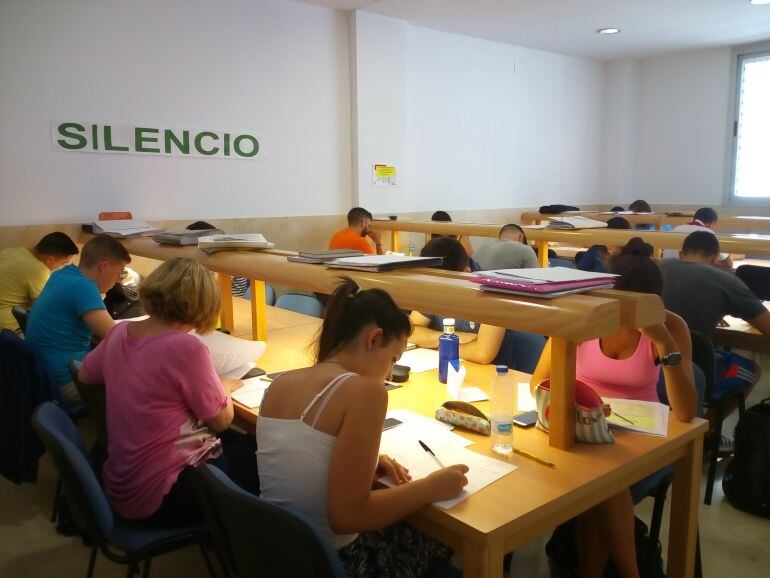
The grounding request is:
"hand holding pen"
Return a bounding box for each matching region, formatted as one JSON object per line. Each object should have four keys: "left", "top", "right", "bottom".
{"left": 418, "top": 440, "right": 469, "bottom": 501}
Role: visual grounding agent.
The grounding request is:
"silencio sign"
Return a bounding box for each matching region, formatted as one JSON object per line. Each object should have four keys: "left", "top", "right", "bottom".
{"left": 51, "top": 121, "right": 263, "bottom": 160}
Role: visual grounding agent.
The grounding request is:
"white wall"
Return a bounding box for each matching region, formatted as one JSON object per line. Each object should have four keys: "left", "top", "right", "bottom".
{"left": 0, "top": 0, "right": 351, "bottom": 226}
{"left": 354, "top": 12, "right": 606, "bottom": 215}
{"left": 632, "top": 47, "right": 733, "bottom": 205}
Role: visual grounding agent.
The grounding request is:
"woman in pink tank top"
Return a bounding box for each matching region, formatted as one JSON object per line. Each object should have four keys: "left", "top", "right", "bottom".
{"left": 532, "top": 239, "right": 697, "bottom": 578}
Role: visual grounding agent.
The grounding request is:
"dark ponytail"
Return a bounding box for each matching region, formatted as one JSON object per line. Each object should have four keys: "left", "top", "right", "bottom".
{"left": 610, "top": 237, "right": 663, "bottom": 295}
{"left": 316, "top": 278, "right": 412, "bottom": 363}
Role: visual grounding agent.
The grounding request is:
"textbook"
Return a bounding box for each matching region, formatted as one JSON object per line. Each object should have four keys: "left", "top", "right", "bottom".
{"left": 287, "top": 249, "right": 363, "bottom": 264}
{"left": 198, "top": 234, "right": 275, "bottom": 254}
{"left": 547, "top": 215, "right": 608, "bottom": 230}
{"left": 326, "top": 255, "right": 443, "bottom": 272}
{"left": 153, "top": 229, "right": 224, "bottom": 246}
{"left": 90, "top": 219, "right": 165, "bottom": 238}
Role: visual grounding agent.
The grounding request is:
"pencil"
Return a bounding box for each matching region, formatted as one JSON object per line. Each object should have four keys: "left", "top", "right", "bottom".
{"left": 513, "top": 448, "right": 555, "bottom": 468}
{"left": 612, "top": 411, "right": 635, "bottom": 425}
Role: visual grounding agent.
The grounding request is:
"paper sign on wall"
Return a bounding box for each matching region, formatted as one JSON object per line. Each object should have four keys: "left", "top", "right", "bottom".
{"left": 372, "top": 163, "right": 397, "bottom": 186}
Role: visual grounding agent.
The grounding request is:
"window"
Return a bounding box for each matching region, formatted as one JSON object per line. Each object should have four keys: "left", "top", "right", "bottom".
{"left": 731, "top": 50, "right": 770, "bottom": 201}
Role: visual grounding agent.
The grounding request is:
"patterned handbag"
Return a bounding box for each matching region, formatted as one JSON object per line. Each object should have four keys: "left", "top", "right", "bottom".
{"left": 435, "top": 400, "right": 491, "bottom": 435}
{"left": 535, "top": 379, "right": 614, "bottom": 444}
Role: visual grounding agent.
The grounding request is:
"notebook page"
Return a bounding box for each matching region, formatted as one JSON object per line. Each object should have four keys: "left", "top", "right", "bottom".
{"left": 192, "top": 331, "right": 267, "bottom": 378}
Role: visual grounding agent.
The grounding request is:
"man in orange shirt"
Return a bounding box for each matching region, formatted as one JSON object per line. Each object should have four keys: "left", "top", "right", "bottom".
{"left": 328, "top": 207, "right": 384, "bottom": 255}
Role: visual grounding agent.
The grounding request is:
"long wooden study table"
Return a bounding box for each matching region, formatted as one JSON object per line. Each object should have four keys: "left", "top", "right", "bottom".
{"left": 521, "top": 210, "right": 770, "bottom": 232}
{"left": 112, "top": 236, "right": 706, "bottom": 578}
{"left": 372, "top": 218, "right": 770, "bottom": 267}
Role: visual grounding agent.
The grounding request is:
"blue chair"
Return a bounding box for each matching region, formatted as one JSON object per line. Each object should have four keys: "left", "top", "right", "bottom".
{"left": 548, "top": 258, "right": 575, "bottom": 268}
{"left": 242, "top": 283, "right": 276, "bottom": 306}
{"left": 193, "top": 463, "right": 346, "bottom": 578}
{"left": 31, "top": 402, "right": 217, "bottom": 578}
{"left": 275, "top": 293, "right": 323, "bottom": 318}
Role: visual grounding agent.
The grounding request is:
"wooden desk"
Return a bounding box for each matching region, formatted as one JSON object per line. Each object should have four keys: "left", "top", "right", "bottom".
{"left": 372, "top": 219, "right": 770, "bottom": 268}
{"left": 107, "top": 236, "right": 670, "bottom": 452}
{"left": 714, "top": 303, "right": 770, "bottom": 354}
{"left": 521, "top": 211, "right": 770, "bottom": 233}
{"left": 230, "top": 299, "right": 320, "bottom": 340}
{"left": 235, "top": 318, "right": 707, "bottom": 578}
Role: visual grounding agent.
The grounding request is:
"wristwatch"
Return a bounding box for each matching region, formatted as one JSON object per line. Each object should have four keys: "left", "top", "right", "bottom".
{"left": 655, "top": 351, "right": 682, "bottom": 367}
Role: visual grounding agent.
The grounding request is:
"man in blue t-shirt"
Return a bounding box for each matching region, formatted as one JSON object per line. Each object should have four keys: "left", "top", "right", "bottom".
{"left": 26, "top": 234, "right": 131, "bottom": 406}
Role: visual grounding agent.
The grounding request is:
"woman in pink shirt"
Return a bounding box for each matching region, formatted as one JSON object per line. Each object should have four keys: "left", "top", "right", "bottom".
{"left": 532, "top": 239, "right": 697, "bottom": 578}
{"left": 79, "top": 257, "right": 257, "bottom": 525}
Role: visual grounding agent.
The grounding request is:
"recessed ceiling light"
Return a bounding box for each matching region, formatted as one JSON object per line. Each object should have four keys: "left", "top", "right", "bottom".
{"left": 597, "top": 27, "right": 621, "bottom": 35}
{"left": 750, "top": 0, "right": 770, "bottom": 5}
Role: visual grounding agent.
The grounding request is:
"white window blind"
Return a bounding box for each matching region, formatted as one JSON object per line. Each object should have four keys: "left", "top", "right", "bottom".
{"left": 733, "top": 52, "right": 770, "bottom": 199}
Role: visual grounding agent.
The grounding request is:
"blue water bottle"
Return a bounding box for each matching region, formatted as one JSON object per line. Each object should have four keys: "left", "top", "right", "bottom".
{"left": 438, "top": 318, "right": 460, "bottom": 384}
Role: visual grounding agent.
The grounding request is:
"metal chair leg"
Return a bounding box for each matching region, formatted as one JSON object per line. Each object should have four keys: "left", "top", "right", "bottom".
{"left": 86, "top": 544, "right": 98, "bottom": 578}
{"left": 705, "top": 406, "right": 724, "bottom": 505}
{"left": 695, "top": 528, "right": 703, "bottom": 578}
{"left": 737, "top": 392, "right": 746, "bottom": 417}
{"left": 125, "top": 562, "right": 138, "bottom": 578}
{"left": 51, "top": 478, "right": 62, "bottom": 522}
{"left": 199, "top": 544, "right": 219, "bottom": 578}
{"left": 647, "top": 480, "right": 669, "bottom": 578}
{"left": 141, "top": 558, "right": 151, "bottom": 578}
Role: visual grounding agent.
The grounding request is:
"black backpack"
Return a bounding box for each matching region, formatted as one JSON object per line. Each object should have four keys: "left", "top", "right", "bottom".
{"left": 723, "top": 398, "right": 770, "bottom": 517}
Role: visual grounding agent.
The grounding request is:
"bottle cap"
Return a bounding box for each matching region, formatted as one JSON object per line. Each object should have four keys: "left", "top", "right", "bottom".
{"left": 443, "top": 318, "right": 455, "bottom": 327}
{"left": 496, "top": 365, "right": 508, "bottom": 374}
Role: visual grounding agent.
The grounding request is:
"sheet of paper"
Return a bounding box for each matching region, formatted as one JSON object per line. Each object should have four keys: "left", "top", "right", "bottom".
{"left": 192, "top": 330, "right": 267, "bottom": 378}
{"left": 113, "top": 315, "right": 150, "bottom": 323}
{"left": 490, "top": 267, "right": 618, "bottom": 283}
{"left": 517, "top": 382, "right": 537, "bottom": 411}
{"left": 446, "top": 363, "right": 466, "bottom": 400}
{"left": 457, "top": 387, "right": 489, "bottom": 403}
{"left": 521, "top": 224, "right": 548, "bottom": 229}
{"left": 330, "top": 255, "right": 437, "bottom": 266}
{"left": 397, "top": 348, "right": 439, "bottom": 373}
{"left": 604, "top": 398, "right": 669, "bottom": 436}
{"left": 230, "top": 376, "right": 269, "bottom": 408}
{"left": 379, "top": 432, "right": 517, "bottom": 509}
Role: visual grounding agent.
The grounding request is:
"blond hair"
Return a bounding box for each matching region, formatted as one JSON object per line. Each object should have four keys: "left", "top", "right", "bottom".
{"left": 139, "top": 258, "right": 221, "bottom": 334}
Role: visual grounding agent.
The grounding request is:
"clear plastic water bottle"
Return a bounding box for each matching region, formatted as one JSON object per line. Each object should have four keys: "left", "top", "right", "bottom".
{"left": 490, "top": 365, "right": 516, "bottom": 455}
{"left": 407, "top": 241, "right": 415, "bottom": 256}
{"left": 438, "top": 318, "right": 459, "bottom": 384}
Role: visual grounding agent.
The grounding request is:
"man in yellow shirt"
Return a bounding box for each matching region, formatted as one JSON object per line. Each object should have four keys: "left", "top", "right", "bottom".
{"left": 0, "top": 232, "right": 79, "bottom": 331}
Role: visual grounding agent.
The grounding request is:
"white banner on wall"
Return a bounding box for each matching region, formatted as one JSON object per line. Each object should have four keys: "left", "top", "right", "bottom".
{"left": 51, "top": 121, "right": 265, "bottom": 160}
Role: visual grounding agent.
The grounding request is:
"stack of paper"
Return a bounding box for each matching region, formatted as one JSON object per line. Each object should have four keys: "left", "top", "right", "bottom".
{"left": 379, "top": 417, "right": 517, "bottom": 509}
{"left": 92, "top": 219, "right": 164, "bottom": 237}
{"left": 287, "top": 249, "right": 363, "bottom": 264}
{"left": 231, "top": 376, "right": 270, "bottom": 408}
{"left": 198, "top": 234, "right": 275, "bottom": 254}
{"left": 326, "top": 255, "right": 443, "bottom": 272}
{"left": 397, "top": 348, "right": 440, "bottom": 373}
{"left": 547, "top": 216, "right": 608, "bottom": 229}
{"left": 153, "top": 229, "right": 224, "bottom": 246}
{"left": 192, "top": 330, "right": 267, "bottom": 379}
{"left": 605, "top": 398, "right": 670, "bottom": 436}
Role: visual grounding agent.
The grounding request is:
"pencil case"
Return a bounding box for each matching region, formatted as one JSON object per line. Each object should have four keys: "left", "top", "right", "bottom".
{"left": 535, "top": 379, "right": 614, "bottom": 444}
{"left": 435, "top": 401, "right": 491, "bottom": 435}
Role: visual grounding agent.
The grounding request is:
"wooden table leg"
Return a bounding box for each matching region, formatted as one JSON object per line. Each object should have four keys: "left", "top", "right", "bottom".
{"left": 250, "top": 279, "right": 268, "bottom": 341}
{"left": 536, "top": 240, "right": 550, "bottom": 268}
{"left": 667, "top": 437, "right": 703, "bottom": 578}
{"left": 217, "top": 274, "right": 235, "bottom": 333}
{"left": 462, "top": 539, "right": 504, "bottom": 578}
{"left": 548, "top": 337, "right": 576, "bottom": 449}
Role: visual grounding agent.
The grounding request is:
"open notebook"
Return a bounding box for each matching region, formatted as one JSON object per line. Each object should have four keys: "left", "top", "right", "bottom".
{"left": 327, "top": 255, "right": 443, "bottom": 272}
{"left": 547, "top": 215, "right": 608, "bottom": 229}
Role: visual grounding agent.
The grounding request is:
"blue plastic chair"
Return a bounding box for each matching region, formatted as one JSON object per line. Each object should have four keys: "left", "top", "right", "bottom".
{"left": 31, "top": 402, "right": 217, "bottom": 578}
{"left": 275, "top": 293, "right": 323, "bottom": 318}
{"left": 242, "top": 283, "right": 276, "bottom": 306}
{"left": 548, "top": 258, "right": 575, "bottom": 268}
{"left": 193, "top": 463, "right": 346, "bottom": 578}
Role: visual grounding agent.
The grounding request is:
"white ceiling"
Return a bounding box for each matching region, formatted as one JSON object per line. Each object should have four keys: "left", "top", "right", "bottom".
{"left": 299, "top": 0, "right": 770, "bottom": 60}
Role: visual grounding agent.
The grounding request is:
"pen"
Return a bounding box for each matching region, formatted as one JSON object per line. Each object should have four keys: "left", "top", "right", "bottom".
{"left": 513, "top": 448, "right": 556, "bottom": 468}
{"left": 418, "top": 440, "right": 445, "bottom": 469}
{"left": 612, "top": 411, "right": 635, "bottom": 425}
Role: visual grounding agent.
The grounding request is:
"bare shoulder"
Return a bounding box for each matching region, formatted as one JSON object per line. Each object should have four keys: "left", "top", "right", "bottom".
{"left": 341, "top": 374, "right": 388, "bottom": 407}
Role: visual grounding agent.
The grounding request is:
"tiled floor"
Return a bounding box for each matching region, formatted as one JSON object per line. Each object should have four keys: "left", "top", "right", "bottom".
{"left": 2, "top": 382, "right": 770, "bottom": 578}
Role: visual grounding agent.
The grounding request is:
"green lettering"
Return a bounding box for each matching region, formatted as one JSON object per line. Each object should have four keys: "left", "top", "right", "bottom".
{"left": 233, "top": 134, "right": 258, "bottom": 158}
{"left": 92, "top": 124, "right": 99, "bottom": 150}
{"left": 164, "top": 129, "right": 189, "bottom": 154}
{"left": 56, "top": 123, "right": 86, "bottom": 150}
{"left": 223, "top": 132, "right": 230, "bottom": 156}
{"left": 194, "top": 132, "right": 219, "bottom": 156}
{"left": 104, "top": 125, "right": 129, "bottom": 152}
{"left": 134, "top": 127, "right": 160, "bottom": 153}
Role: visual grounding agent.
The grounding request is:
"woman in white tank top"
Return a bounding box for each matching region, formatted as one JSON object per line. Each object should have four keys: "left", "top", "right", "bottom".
{"left": 257, "top": 278, "right": 469, "bottom": 578}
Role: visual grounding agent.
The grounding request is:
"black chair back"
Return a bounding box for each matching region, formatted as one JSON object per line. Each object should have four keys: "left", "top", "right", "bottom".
{"left": 690, "top": 330, "right": 717, "bottom": 406}
{"left": 736, "top": 265, "right": 770, "bottom": 301}
{"left": 69, "top": 361, "right": 108, "bottom": 450}
{"left": 193, "top": 463, "right": 346, "bottom": 578}
{"left": 11, "top": 305, "right": 29, "bottom": 333}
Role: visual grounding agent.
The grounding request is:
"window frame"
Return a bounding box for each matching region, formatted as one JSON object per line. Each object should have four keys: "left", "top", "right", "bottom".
{"left": 726, "top": 42, "right": 770, "bottom": 206}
